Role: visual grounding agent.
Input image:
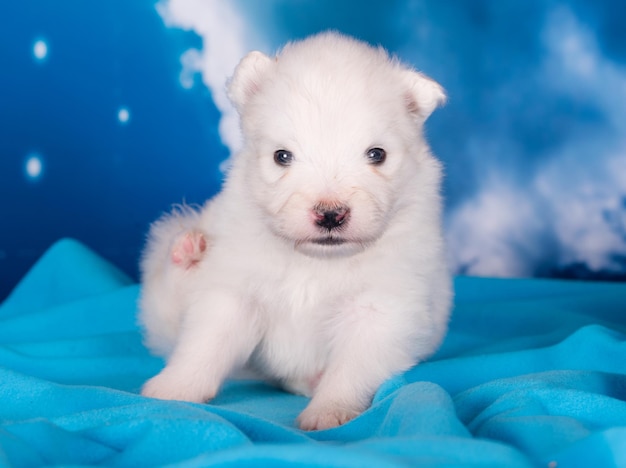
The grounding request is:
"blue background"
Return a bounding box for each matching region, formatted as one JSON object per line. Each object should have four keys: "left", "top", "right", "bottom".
{"left": 1, "top": 0, "right": 625, "bottom": 300}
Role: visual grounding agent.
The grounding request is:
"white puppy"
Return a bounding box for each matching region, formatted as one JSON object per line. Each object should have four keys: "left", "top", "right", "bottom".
{"left": 139, "top": 32, "right": 452, "bottom": 431}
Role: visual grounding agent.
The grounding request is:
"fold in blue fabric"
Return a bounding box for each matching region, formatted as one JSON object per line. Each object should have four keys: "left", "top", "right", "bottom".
{"left": 1, "top": 239, "right": 625, "bottom": 466}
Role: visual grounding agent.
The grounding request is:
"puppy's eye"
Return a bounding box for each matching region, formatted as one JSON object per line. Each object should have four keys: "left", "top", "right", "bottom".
{"left": 274, "top": 149, "right": 294, "bottom": 167}
{"left": 366, "top": 147, "right": 387, "bottom": 165}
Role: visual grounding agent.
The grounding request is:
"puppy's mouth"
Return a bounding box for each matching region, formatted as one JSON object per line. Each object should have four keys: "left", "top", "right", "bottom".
{"left": 310, "top": 236, "right": 347, "bottom": 246}
{"left": 293, "top": 235, "right": 369, "bottom": 258}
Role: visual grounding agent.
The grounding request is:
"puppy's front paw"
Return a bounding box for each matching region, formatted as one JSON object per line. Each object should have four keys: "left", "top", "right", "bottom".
{"left": 297, "top": 402, "right": 360, "bottom": 431}
{"left": 141, "top": 368, "right": 216, "bottom": 403}
{"left": 171, "top": 231, "right": 208, "bottom": 269}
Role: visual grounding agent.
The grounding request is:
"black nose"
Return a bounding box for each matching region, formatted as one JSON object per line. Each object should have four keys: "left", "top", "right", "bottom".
{"left": 314, "top": 206, "right": 350, "bottom": 230}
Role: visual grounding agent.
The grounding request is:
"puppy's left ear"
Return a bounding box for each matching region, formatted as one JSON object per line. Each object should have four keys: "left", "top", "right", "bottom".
{"left": 228, "top": 51, "right": 274, "bottom": 111}
{"left": 402, "top": 70, "right": 446, "bottom": 121}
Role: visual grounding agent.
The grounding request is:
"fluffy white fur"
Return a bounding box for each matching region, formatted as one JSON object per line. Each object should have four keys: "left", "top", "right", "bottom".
{"left": 139, "top": 32, "right": 452, "bottom": 431}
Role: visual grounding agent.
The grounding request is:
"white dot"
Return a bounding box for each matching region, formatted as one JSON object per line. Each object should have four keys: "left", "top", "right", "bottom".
{"left": 33, "top": 40, "right": 48, "bottom": 60}
{"left": 118, "top": 107, "right": 130, "bottom": 124}
{"left": 25, "top": 154, "right": 43, "bottom": 180}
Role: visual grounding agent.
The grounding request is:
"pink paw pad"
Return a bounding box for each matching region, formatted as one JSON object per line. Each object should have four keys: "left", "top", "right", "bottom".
{"left": 171, "top": 231, "right": 208, "bottom": 269}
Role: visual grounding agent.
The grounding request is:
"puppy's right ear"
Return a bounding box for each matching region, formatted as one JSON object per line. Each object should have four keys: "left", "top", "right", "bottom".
{"left": 402, "top": 69, "right": 447, "bottom": 122}
{"left": 227, "top": 51, "right": 274, "bottom": 111}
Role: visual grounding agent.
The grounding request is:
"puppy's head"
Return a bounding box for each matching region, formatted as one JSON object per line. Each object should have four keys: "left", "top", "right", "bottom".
{"left": 228, "top": 32, "right": 445, "bottom": 257}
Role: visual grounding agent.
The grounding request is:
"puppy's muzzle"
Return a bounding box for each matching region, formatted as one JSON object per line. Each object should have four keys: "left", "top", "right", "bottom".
{"left": 313, "top": 204, "right": 350, "bottom": 231}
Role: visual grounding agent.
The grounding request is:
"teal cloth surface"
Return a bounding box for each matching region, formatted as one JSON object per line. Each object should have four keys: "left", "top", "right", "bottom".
{"left": 1, "top": 238, "right": 626, "bottom": 467}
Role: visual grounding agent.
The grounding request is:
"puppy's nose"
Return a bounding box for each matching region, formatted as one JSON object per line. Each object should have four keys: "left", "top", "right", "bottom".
{"left": 313, "top": 205, "right": 350, "bottom": 230}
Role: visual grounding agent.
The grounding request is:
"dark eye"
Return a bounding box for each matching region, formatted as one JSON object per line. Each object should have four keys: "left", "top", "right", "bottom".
{"left": 366, "top": 147, "right": 387, "bottom": 165}
{"left": 274, "top": 149, "right": 294, "bottom": 167}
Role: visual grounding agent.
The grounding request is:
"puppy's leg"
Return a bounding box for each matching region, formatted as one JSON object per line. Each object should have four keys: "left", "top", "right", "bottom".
{"left": 297, "top": 295, "right": 430, "bottom": 431}
{"left": 139, "top": 209, "right": 208, "bottom": 357}
{"left": 142, "top": 291, "right": 260, "bottom": 403}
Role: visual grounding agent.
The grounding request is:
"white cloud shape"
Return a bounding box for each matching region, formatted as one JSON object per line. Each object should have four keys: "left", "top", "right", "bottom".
{"left": 447, "top": 6, "right": 626, "bottom": 278}
{"left": 156, "top": 0, "right": 268, "bottom": 157}
{"left": 447, "top": 174, "right": 550, "bottom": 277}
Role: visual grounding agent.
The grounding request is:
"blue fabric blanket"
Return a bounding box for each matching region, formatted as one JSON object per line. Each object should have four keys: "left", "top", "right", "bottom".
{"left": 1, "top": 239, "right": 626, "bottom": 467}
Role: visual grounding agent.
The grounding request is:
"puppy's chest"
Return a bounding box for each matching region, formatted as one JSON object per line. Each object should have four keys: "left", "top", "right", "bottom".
{"left": 252, "top": 275, "right": 351, "bottom": 378}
